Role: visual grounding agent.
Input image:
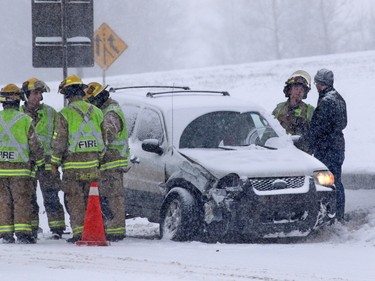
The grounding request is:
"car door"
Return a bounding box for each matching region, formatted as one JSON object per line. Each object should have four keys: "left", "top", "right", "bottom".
{"left": 125, "top": 107, "right": 166, "bottom": 221}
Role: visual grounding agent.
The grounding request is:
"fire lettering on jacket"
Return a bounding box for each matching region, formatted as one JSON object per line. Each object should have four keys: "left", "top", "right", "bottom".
{"left": 0, "top": 151, "right": 17, "bottom": 160}
{"left": 78, "top": 140, "right": 97, "bottom": 149}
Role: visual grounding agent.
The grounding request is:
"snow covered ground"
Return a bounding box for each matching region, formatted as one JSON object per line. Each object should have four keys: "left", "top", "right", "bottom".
{"left": 1, "top": 51, "right": 375, "bottom": 280}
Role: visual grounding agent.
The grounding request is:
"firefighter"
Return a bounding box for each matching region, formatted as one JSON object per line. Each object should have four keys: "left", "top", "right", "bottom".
{"left": 51, "top": 75, "right": 105, "bottom": 243}
{"left": 273, "top": 70, "right": 315, "bottom": 135}
{"left": 84, "top": 82, "right": 128, "bottom": 242}
{"left": 0, "top": 84, "right": 45, "bottom": 244}
{"left": 21, "top": 78, "right": 66, "bottom": 239}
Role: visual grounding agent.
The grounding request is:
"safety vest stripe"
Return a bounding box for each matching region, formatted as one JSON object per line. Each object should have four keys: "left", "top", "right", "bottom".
{"left": 14, "top": 223, "right": 32, "bottom": 232}
{"left": 0, "top": 224, "right": 15, "bottom": 233}
{"left": 68, "top": 105, "right": 105, "bottom": 153}
{"left": 106, "top": 227, "right": 125, "bottom": 235}
{"left": 72, "top": 226, "right": 84, "bottom": 236}
{"left": 63, "top": 159, "right": 99, "bottom": 170}
{"left": 109, "top": 140, "right": 128, "bottom": 157}
{"left": 0, "top": 114, "right": 30, "bottom": 162}
{"left": 100, "top": 159, "right": 128, "bottom": 171}
{"left": 0, "top": 169, "right": 31, "bottom": 177}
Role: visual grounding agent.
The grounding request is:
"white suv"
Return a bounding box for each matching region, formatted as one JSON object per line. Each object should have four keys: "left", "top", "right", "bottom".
{"left": 114, "top": 87, "right": 336, "bottom": 242}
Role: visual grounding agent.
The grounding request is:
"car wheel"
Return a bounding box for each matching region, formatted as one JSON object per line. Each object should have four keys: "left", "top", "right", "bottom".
{"left": 160, "top": 187, "right": 200, "bottom": 241}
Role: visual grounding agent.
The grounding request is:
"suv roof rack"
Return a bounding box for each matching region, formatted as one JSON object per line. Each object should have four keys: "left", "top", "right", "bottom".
{"left": 146, "top": 90, "right": 230, "bottom": 98}
{"left": 109, "top": 85, "right": 190, "bottom": 93}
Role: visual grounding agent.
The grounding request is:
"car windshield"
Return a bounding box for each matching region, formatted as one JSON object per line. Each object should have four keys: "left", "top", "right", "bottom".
{"left": 179, "top": 111, "right": 278, "bottom": 149}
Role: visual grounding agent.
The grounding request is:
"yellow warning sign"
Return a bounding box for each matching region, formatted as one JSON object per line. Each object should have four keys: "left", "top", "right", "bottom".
{"left": 94, "top": 23, "right": 128, "bottom": 70}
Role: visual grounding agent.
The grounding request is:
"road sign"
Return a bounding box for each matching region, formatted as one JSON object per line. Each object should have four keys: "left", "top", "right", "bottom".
{"left": 94, "top": 23, "right": 128, "bottom": 70}
{"left": 32, "top": 0, "right": 94, "bottom": 68}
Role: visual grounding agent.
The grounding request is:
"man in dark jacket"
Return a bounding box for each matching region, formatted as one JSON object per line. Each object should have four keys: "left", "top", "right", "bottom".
{"left": 296, "top": 69, "right": 347, "bottom": 221}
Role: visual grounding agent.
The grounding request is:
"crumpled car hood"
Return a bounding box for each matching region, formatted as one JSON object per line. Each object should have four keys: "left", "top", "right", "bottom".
{"left": 178, "top": 147, "right": 327, "bottom": 178}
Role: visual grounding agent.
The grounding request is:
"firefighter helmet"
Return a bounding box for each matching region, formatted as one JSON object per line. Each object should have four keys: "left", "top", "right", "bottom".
{"left": 58, "top": 75, "right": 87, "bottom": 97}
{"left": 84, "top": 82, "right": 107, "bottom": 100}
{"left": 283, "top": 70, "right": 311, "bottom": 99}
{"left": 22, "top": 78, "right": 50, "bottom": 94}
{"left": 0, "top": 84, "right": 24, "bottom": 103}
{"left": 83, "top": 82, "right": 109, "bottom": 107}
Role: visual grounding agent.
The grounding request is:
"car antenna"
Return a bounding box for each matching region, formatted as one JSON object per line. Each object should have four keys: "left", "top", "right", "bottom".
{"left": 171, "top": 84, "right": 175, "bottom": 155}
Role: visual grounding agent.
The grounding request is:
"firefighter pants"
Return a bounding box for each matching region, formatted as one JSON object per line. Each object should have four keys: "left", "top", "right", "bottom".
{"left": 38, "top": 170, "right": 65, "bottom": 232}
{"left": 61, "top": 175, "right": 92, "bottom": 237}
{"left": 99, "top": 169, "right": 126, "bottom": 236}
{"left": 0, "top": 177, "right": 34, "bottom": 236}
{"left": 31, "top": 180, "right": 39, "bottom": 236}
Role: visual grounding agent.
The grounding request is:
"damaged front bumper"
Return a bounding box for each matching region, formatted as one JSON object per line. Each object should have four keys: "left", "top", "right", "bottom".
{"left": 203, "top": 177, "right": 336, "bottom": 239}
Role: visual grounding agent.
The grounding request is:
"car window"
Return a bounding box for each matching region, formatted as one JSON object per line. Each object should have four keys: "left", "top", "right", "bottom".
{"left": 136, "top": 108, "right": 164, "bottom": 143}
{"left": 179, "top": 111, "right": 278, "bottom": 148}
{"left": 123, "top": 104, "right": 140, "bottom": 137}
{"left": 247, "top": 112, "right": 278, "bottom": 145}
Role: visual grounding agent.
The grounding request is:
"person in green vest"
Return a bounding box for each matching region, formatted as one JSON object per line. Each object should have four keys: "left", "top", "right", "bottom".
{"left": 0, "top": 84, "right": 45, "bottom": 244}
{"left": 21, "top": 78, "right": 66, "bottom": 239}
{"left": 84, "top": 82, "right": 129, "bottom": 242}
{"left": 51, "top": 75, "right": 105, "bottom": 243}
{"left": 272, "top": 70, "right": 315, "bottom": 135}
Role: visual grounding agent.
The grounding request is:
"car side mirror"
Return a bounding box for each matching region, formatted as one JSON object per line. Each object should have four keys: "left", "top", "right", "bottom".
{"left": 142, "top": 139, "right": 163, "bottom": 155}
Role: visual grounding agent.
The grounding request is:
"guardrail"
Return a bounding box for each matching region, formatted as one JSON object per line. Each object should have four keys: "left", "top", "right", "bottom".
{"left": 342, "top": 173, "right": 375, "bottom": 189}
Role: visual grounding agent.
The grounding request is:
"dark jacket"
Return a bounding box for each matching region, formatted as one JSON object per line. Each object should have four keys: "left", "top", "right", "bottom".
{"left": 297, "top": 86, "right": 347, "bottom": 165}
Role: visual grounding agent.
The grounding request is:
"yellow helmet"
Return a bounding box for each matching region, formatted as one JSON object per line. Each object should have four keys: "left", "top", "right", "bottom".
{"left": 59, "top": 75, "right": 84, "bottom": 93}
{"left": 83, "top": 82, "right": 107, "bottom": 101}
{"left": 22, "top": 77, "right": 50, "bottom": 94}
{"left": 58, "top": 74, "right": 87, "bottom": 97}
{"left": 0, "top": 84, "right": 24, "bottom": 102}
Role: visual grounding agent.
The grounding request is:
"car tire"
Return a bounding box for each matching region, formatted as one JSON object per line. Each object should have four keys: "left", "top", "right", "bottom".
{"left": 160, "top": 187, "right": 200, "bottom": 241}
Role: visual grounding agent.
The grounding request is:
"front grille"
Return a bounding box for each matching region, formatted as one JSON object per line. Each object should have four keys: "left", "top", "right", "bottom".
{"left": 250, "top": 176, "right": 305, "bottom": 191}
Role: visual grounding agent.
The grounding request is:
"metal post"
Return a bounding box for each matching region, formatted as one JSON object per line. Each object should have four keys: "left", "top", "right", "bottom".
{"left": 61, "top": 0, "right": 68, "bottom": 105}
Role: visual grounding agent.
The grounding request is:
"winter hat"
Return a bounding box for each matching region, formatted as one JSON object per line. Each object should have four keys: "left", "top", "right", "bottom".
{"left": 314, "top": 69, "right": 334, "bottom": 87}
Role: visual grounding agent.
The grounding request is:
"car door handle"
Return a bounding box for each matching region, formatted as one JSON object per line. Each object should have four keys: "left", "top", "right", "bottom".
{"left": 130, "top": 155, "right": 140, "bottom": 164}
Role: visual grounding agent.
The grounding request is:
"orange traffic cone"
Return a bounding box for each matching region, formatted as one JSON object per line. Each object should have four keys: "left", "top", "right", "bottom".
{"left": 76, "top": 182, "right": 110, "bottom": 246}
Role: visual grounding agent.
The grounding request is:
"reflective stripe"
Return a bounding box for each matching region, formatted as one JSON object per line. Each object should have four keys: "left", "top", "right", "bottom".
{"left": 51, "top": 155, "right": 62, "bottom": 165}
{"left": 14, "top": 223, "right": 32, "bottom": 233}
{"left": 106, "top": 227, "right": 125, "bottom": 235}
{"left": 49, "top": 220, "right": 65, "bottom": 229}
{"left": 36, "top": 158, "right": 45, "bottom": 167}
{"left": 72, "top": 225, "right": 84, "bottom": 236}
{"left": 110, "top": 139, "right": 128, "bottom": 158}
{"left": 63, "top": 159, "right": 99, "bottom": 170}
{"left": 0, "top": 169, "right": 31, "bottom": 177}
{"left": 0, "top": 224, "right": 14, "bottom": 233}
{"left": 31, "top": 220, "right": 39, "bottom": 228}
{"left": 100, "top": 159, "right": 128, "bottom": 171}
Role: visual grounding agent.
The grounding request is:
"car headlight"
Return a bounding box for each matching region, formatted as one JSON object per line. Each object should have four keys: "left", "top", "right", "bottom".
{"left": 314, "top": 170, "right": 335, "bottom": 187}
